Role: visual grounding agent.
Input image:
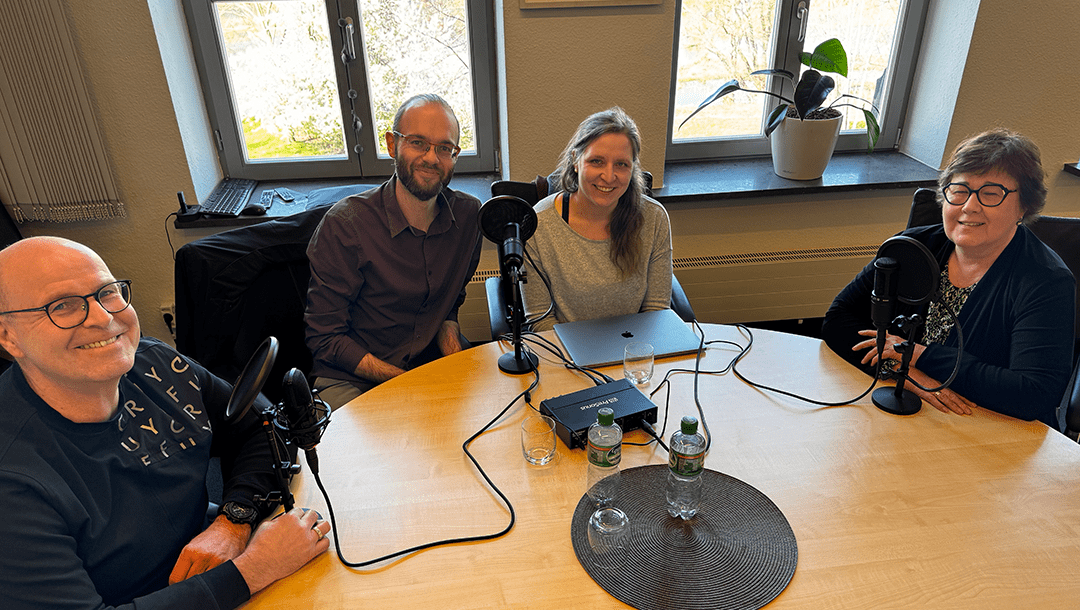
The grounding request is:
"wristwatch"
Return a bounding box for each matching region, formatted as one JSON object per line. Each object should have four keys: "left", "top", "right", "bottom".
{"left": 218, "top": 501, "right": 259, "bottom": 529}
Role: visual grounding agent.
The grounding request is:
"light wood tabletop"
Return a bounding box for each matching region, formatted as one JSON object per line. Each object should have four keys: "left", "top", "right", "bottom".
{"left": 243, "top": 324, "right": 1080, "bottom": 609}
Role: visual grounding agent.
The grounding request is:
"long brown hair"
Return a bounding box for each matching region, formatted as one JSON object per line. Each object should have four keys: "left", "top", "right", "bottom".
{"left": 554, "top": 107, "right": 645, "bottom": 276}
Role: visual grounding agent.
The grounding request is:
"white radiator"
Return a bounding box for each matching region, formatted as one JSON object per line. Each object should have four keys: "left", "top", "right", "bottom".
{"left": 457, "top": 244, "right": 879, "bottom": 342}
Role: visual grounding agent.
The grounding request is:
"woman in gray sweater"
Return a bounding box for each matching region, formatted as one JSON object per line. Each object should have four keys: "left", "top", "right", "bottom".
{"left": 523, "top": 107, "right": 673, "bottom": 331}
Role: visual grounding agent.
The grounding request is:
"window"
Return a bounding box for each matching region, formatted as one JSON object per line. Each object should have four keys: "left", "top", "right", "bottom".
{"left": 668, "top": 0, "right": 928, "bottom": 161}
{"left": 183, "top": 0, "right": 497, "bottom": 180}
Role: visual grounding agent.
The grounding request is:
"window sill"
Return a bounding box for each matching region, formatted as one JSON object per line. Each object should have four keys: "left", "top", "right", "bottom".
{"left": 653, "top": 151, "right": 940, "bottom": 205}
{"left": 173, "top": 152, "right": 939, "bottom": 229}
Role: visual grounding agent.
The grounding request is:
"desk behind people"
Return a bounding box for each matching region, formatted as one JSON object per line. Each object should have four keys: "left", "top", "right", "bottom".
{"left": 243, "top": 325, "right": 1080, "bottom": 609}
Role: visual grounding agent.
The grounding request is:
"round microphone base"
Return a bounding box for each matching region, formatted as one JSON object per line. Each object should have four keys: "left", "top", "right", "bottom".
{"left": 498, "top": 350, "right": 538, "bottom": 375}
{"left": 872, "top": 386, "right": 922, "bottom": 416}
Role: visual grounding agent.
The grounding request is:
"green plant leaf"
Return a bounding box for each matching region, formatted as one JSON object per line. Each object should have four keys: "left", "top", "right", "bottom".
{"left": 793, "top": 70, "right": 834, "bottom": 119}
{"left": 863, "top": 108, "right": 881, "bottom": 151}
{"left": 798, "top": 38, "right": 848, "bottom": 77}
{"left": 764, "top": 104, "right": 789, "bottom": 137}
{"left": 749, "top": 68, "right": 796, "bottom": 89}
{"left": 677, "top": 79, "right": 741, "bottom": 130}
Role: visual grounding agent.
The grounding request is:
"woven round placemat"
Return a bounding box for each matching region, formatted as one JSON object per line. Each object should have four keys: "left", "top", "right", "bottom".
{"left": 571, "top": 465, "right": 797, "bottom": 610}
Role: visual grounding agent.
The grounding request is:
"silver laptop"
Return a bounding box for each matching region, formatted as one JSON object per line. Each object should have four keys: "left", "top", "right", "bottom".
{"left": 553, "top": 309, "right": 700, "bottom": 368}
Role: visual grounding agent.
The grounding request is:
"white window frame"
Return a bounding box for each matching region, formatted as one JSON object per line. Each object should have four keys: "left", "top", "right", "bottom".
{"left": 666, "top": 0, "right": 930, "bottom": 161}
{"left": 182, "top": 0, "right": 498, "bottom": 180}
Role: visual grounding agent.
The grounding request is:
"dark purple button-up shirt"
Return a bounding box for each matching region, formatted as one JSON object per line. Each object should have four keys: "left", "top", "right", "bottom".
{"left": 304, "top": 177, "right": 481, "bottom": 384}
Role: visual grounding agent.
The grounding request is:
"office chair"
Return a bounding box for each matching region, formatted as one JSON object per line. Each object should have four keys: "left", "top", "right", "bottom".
{"left": 905, "top": 187, "right": 1080, "bottom": 433}
{"left": 485, "top": 171, "right": 695, "bottom": 340}
{"left": 175, "top": 203, "right": 333, "bottom": 402}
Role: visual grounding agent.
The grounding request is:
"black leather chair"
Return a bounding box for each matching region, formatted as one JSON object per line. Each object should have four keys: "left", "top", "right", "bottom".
{"left": 485, "top": 173, "right": 695, "bottom": 340}
{"left": 905, "top": 187, "right": 1080, "bottom": 433}
{"left": 174, "top": 204, "right": 333, "bottom": 402}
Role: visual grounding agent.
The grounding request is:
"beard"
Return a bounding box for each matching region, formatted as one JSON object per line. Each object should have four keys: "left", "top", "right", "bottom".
{"left": 396, "top": 153, "right": 453, "bottom": 201}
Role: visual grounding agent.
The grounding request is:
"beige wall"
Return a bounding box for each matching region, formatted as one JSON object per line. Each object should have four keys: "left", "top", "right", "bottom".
{"left": 14, "top": 0, "right": 1080, "bottom": 346}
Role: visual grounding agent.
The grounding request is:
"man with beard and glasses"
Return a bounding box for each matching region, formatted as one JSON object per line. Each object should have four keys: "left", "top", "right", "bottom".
{"left": 304, "top": 94, "right": 482, "bottom": 408}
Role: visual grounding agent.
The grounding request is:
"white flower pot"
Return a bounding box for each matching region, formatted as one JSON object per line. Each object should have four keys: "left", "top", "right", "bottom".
{"left": 769, "top": 114, "right": 842, "bottom": 181}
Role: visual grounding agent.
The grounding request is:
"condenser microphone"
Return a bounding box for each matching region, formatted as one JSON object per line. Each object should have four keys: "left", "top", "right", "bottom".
{"left": 281, "top": 368, "right": 327, "bottom": 453}
{"left": 871, "top": 256, "right": 898, "bottom": 356}
{"left": 478, "top": 195, "right": 538, "bottom": 271}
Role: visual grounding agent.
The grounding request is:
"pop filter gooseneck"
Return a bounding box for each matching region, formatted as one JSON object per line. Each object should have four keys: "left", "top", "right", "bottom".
{"left": 479, "top": 195, "right": 539, "bottom": 375}
{"left": 870, "top": 236, "right": 939, "bottom": 415}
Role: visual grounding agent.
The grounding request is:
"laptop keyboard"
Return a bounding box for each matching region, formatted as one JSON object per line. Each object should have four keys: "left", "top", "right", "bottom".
{"left": 201, "top": 178, "right": 257, "bottom": 216}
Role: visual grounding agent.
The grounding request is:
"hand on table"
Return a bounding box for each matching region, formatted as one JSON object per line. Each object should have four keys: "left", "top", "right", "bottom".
{"left": 904, "top": 367, "right": 979, "bottom": 416}
{"left": 233, "top": 507, "right": 331, "bottom": 595}
{"left": 854, "top": 329, "right": 925, "bottom": 368}
{"left": 169, "top": 514, "right": 251, "bottom": 584}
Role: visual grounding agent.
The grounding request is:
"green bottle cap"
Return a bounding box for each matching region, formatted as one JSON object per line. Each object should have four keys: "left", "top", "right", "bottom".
{"left": 680, "top": 415, "right": 698, "bottom": 435}
{"left": 598, "top": 407, "right": 614, "bottom": 426}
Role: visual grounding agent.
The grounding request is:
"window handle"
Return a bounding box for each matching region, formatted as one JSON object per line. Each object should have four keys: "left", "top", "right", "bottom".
{"left": 797, "top": 1, "right": 808, "bottom": 43}
{"left": 340, "top": 17, "right": 356, "bottom": 63}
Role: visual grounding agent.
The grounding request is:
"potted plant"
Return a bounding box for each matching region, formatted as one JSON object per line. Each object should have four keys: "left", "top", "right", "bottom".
{"left": 679, "top": 38, "right": 880, "bottom": 180}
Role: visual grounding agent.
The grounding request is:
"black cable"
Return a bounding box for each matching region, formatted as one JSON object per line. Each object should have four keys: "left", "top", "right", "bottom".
{"left": 164, "top": 212, "right": 178, "bottom": 260}
{"left": 314, "top": 368, "right": 539, "bottom": 568}
{"left": 901, "top": 299, "right": 964, "bottom": 393}
{"left": 521, "top": 247, "right": 555, "bottom": 328}
{"left": 729, "top": 323, "right": 881, "bottom": 407}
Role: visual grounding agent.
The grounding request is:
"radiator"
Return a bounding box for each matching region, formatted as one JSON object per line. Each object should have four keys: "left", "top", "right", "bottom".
{"left": 456, "top": 244, "right": 878, "bottom": 341}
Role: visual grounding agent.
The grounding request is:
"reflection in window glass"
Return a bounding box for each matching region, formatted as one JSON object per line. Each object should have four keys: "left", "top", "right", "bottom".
{"left": 804, "top": 0, "right": 902, "bottom": 135}
{"left": 672, "top": 0, "right": 777, "bottom": 142}
{"left": 357, "top": 0, "right": 477, "bottom": 157}
{"left": 215, "top": 1, "right": 346, "bottom": 161}
{"left": 672, "top": 0, "right": 904, "bottom": 145}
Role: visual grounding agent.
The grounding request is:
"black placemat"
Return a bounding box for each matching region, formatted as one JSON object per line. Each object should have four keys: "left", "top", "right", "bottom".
{"left": 571, "top": 465, "right": 797, "bottom": 610}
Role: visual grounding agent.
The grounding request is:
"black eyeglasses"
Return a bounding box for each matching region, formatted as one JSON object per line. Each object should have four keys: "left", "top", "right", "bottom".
{"left": 942, "top": 182, "right": 1017, "bottom": 208}
{"left": 0, "top": 280, "right": 132, "bottom": 329}
{"left": 391, "top": 131, "right": 461, "bottom": 160}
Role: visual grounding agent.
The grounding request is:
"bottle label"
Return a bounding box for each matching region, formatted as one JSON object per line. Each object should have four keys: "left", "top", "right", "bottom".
{"left": 669, "top": 449, "right": 703, "bottom": 476}
{"left": 587, "top": 441, "right": 621, "bottom": 468}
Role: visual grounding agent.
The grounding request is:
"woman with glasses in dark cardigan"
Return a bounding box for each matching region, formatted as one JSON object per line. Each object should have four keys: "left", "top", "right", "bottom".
{"left": 821, "top": 128, "right": 1074, "bottom": 428}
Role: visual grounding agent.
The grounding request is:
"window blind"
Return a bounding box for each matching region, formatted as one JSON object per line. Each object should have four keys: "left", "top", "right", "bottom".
{"left": 0, "top": 0, "right": 125, "bottom": 223}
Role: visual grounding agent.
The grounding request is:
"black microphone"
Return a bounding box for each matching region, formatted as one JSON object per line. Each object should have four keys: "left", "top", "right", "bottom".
{"left": 871, "top": 256, "right": 898, "bottom": 356}
{"left": 281, "top": 368, "right": 327, "bottom": 453}
{"left": 478, "top": 195, "right": 538, "bottom": 272}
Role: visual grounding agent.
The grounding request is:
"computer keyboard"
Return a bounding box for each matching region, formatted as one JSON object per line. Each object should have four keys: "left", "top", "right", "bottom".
{"left": 201, "top": 178, "right": 257, "bottom": 216}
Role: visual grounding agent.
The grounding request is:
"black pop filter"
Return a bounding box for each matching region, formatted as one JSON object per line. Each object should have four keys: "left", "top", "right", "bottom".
{"left": 875, "top": 236, "right": 939, "bottom": 307}
{"left": 224, "top": 336, "right": 279, "bottom": 424}
{"left": 478, "top": 195, "right": 537, "bottom": 243}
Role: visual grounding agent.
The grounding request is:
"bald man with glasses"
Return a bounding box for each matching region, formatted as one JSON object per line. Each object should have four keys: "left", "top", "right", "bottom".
{"left": 0, "top": 236, "right": 328, "bottom": 609}
{"left": 305, "top": 93, "right": 482, "bottom": 408}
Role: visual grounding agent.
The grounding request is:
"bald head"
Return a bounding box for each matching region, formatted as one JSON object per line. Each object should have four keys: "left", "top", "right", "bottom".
{"left": 0, "top": 237, "right": 107, "bottom": 311}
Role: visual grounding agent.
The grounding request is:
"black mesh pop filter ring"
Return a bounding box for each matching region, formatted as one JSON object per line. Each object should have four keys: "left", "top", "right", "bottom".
{"left": 478, "top": 195, "right": 537, "bottom": 243}
{"left": 224, "top": 336, "right": 278, "bottom": 424}
{"left": 876, "top": 235, "right": 939, "bottom": 307}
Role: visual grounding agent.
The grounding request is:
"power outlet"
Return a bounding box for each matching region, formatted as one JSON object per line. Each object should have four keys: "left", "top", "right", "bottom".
{"left": 160, "top": 303, "right": 176, "bottom": 338}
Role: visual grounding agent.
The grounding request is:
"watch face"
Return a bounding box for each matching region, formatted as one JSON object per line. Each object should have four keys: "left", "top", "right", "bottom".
{"left": 223, "top": 502, "right": 257, "bottom": 524}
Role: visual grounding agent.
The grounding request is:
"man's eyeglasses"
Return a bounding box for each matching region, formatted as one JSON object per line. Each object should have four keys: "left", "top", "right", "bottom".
{"left": 391, "top": 131, "right": 460, "bottom": 160}
{"left": 942, "top": 183, "right": 1017, "bottom": 208}
{"left": 0, "top": 280, "right": 133, "bottom": 329}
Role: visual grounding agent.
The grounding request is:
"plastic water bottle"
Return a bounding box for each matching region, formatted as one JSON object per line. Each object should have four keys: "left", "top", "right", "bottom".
{"left": 666, "top": 415, "right": 706, "bottom": 519}
{"left": 586, "top": 407, "right": 622, "bottom": 507}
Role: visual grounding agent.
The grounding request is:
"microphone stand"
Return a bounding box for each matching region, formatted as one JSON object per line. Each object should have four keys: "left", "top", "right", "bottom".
{"left": 498, "top": 242, "right": 538, "bottom": 375}
{"left": 872, "top": 313, "right": 924, "bottom": 416}
{"left": 254, "top": 403, "right": 300, "bottom": 512}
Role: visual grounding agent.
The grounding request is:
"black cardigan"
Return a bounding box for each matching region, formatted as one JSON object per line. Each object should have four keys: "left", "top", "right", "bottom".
{"left": 822, "top": 224, "right": 1075, "bottom": 428}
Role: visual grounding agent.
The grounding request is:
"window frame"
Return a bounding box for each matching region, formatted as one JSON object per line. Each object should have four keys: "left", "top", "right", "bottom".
{"left": 182, "top": 0, "right": 498, "bottom": 181}
{"left": 665, "top": 0, "right": 930, "bottom": 162}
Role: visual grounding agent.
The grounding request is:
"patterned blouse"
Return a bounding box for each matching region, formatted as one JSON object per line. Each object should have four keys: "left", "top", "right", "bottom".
{"left": 923, "top": 265, "right": 977, "bottom": 345}
{"left": 880, "top": 265, "right": 975, "bottom": 378}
